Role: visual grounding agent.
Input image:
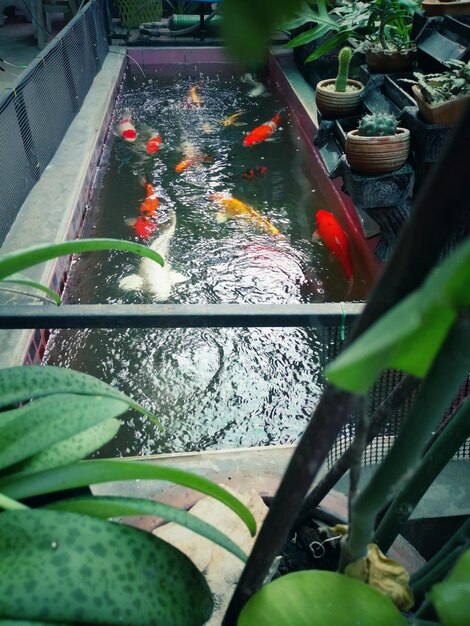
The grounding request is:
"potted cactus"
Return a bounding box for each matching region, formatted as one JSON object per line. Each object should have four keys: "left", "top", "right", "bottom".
{"left": 345, "top": 113, "right": 410, "bottom": 174}
{"left": 315, "top": 47, "right": 365, "bottom": 119}
{"left": 401, "top": 60, "right": 470, "bottom": 125}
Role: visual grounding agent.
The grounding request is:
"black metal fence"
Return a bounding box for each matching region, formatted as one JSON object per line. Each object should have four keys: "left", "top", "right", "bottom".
{"left": 0, "top": 0, "right": 109, "bottom": 246}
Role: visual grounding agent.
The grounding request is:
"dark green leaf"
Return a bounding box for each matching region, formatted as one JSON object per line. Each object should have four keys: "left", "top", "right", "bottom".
{"left": 0, "top": 459, "right": 257, "bottom": 536}
{"left": 431, "top": 549, "right": 470, "bottom": 626}
{"left": 237, "top": 570, "right": 408, "bottom": 625}
{"left": 0, "top": 395, "right": 127, "bottom": 472}
{"left": 0, "top": 365, "right": 162, "bottom": 429}
{"left": 0, "top": 509, "right": 212, "bottom": 625}
{"left": 46, "top": 495, "right": 248, "bottom": 561}
{"left": 0, "top": 239, "right": 163, "bottom": 281}
{"left": 305, "top": 30, "right": 355, "bottom": 62}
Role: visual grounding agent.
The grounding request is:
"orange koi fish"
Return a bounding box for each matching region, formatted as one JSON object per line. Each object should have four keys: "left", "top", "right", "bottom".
{"left": 175, "top": 154, "right": 212, "bottom": 173}
{"left": 211, "top": 193, "right": 281, "bottom": 237}
{"left": 128, "top": 215, "right": 158, "bottom": 240}
{"left": 139, "top": 183, "right": 160, "bottom": 217}
{"left": 242, "top": 166, "right": 268, "bottom": 180}
{"left": 117, "top": 116, "right": 137, "bottom": 143}
{"left": 146, "top": 133, "right": 163, "bottom": 155}
{"left": 313, "top": 210, "right": 353, "bottom": 281}
{"left": 243, "top": 113, "right": 281, "bottom": 147}
{"left": 187, "top": 84, "right": 204, "bottom": 107}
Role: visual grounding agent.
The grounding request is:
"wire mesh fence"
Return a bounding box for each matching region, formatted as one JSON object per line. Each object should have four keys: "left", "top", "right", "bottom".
{"left": 0, "top": 0, "right": 109, "bottom": 246}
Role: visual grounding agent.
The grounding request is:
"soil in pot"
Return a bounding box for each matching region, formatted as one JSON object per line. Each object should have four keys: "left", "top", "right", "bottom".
{"left": 315, "top": 78, "right": 365, "bottom": 119}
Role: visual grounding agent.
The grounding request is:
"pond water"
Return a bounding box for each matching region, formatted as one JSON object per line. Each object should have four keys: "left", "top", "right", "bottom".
{"left": 45, "top": 67, "right": 371, "bottom": 457}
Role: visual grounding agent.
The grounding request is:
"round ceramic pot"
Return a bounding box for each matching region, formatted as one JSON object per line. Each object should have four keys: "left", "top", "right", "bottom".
{"left": 315, "top": 79, "right": 365, "bottom": 119}
{"left": 365, "top": 44, "right": 417, "bottom": 73}
{"left": 345, "top": 128, "right": 411, "bottom": 175}
{"left": 412, "top": 85, "right": 470, "bottom": 126}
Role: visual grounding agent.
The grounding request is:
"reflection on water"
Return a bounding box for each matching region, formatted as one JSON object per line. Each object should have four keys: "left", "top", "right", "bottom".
{"left": 45, "top": 68, "right": 367, "bottom": 457}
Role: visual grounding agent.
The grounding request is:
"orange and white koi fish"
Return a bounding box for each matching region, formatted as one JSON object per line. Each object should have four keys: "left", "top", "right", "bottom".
{"left": 243, "top": 113, "right": 281, "bottom": 147}
{"left": 146, "top": 133, "right": 163, "bottom": 155}
{"left": 187, "top": 83, "right": 204, "bottom": 107}
{"left": 313, "top": 210, "right": 353, "bottom": 281}
{"left": 222, "top": 112, "right": 245, "bottom": 127}
{"left": 175, "top": 154, "right": 212, "bottom": 173}
{"left": 117, "top": 116, "right": 138, "bottom": 143}
{"left": 211, "top": 193, "right": 281, "bottom": 237}
{"left": 139, "top": 183, "right": 160, "bottom": 217}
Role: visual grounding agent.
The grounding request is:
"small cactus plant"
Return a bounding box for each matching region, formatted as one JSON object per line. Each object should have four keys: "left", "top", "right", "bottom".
{"left": 358, "top": 113, "right": 398, "bottom": 136}
{"left": 335, "top": 47, "right": 352, "bottom": 93}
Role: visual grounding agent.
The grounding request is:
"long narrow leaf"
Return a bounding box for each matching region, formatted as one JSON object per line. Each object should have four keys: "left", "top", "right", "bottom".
{"left": 0, "top": 459, "right": 257, "bottom": 536}
{"left": 0, "top": 276, "right": 61, "bottom": 305}
{"left": 0, "top": 492, "right": 28, "bottom": 510}
{"left": 285, "top": 21, "right": 339, "bottom": 48}
{"left": 46, "top": 495, "right": 248, "bottom": 561}
{"left": 305, "top": 30, "right": 355, "bottom": 62}
{"left": 0, "top": 509, "right": 213, "bottom": 625}
{"left": 0, "top": 365, "right": 162, "bottom": 430}
{"left": 0, "top": 238, "right": 163, "bottom": 281}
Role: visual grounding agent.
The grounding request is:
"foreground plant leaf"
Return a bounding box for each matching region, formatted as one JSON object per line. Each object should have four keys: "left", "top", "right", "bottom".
{"left": 430, "top": 548, "right": 470, "bottom": 626}
{"left": 47, "top": 495, "right": 248, "bottom": 561}
{"left": 0, "top": 365, "right": 162, "bottom": 429}
{"left": 345, "top": 543, "right": 414, "bottom": 611}
{"left": 0, "top": 275, "right": 62, "bottom": 305}
{"left": 0, "top": 509, "right": 212, "bottom": 625}
{"left": 237, "top": 570, "right": 408, "bottom": 625}
{"left": 326, "top": 237, "right": 470, "bottom": 393}
{"left": 0, "top": 459, "right": 257, "bottom": 536}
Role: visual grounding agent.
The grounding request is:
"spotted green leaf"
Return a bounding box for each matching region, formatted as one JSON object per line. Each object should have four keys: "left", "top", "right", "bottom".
{"left": 238, "top": 570, "right": 408, "bottom": 625}
{"left": 47, "top": 495, "right": 248, "bottom": 561}
{"left": 0, "top": 509, "right": 212, "bottom": 625}
{"left": 0, "top": 365, "right": 162, "bottom": 429}
{"left": 326, "top": 237, "right": 470, "bottom": 393}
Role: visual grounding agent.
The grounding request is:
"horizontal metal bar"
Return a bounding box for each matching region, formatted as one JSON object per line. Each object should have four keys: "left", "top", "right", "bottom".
{"left": 0, "top": 303, "right": 364, "bottom": 329}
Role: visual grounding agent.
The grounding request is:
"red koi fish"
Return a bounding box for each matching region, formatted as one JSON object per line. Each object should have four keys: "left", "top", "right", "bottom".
{"left": 313, "top": 210, "right": 353, "bottom": 281}
{"left": 131, "top": 215, "right": 158, "bottom": 240}
{"left": 243, "top": 113, "right": 281, "bottom": 147}
{"left": 139, "top": 183, "right": 159, "bottom": 217}
{"left": 242, "top": 166, "right": 268, "bottom": 180}
{"left": 117, "top": 116, "right": 137, "bottom": 143}
{"left": 146, "top": 133, "right": 163, "bottom": 155}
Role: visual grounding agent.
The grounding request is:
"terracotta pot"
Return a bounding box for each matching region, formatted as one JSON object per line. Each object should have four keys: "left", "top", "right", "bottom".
{"left": 412, "top": 85, "right": 470, "bottom": 126}
{"left": 421, "top": 0, "right": 470, "bottom": 15}
{"left": 315, "top": 79, "right": 365, "bottom": 119}
{"left": 365, "top": 44, "right": 417, "bottom": 73}
{"left": 345, "top": 128, "right": 410, "bottom": 175}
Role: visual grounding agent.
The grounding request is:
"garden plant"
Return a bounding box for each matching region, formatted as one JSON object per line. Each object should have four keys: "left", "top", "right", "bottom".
{"left": 315, "top": 45, "right": 365, "bottom": 117}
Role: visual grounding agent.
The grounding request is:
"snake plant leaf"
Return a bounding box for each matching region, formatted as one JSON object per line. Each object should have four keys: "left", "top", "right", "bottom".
{"left": 0, "top": 238, "right": 163, "bottom": 281}
{"left": 326, "top": 237, "right": 470, "bottom": 393}
{"left": 0, "top": 509, "right": 213, "bottom": 625}
{"left": 430, "top": 549, "right": 470, "bottom": 626}
{"left": 0, "top": 459, "right": 257, "bottom": 536}
{"left": 0, "top": 365, "right": 162, "bottom": 429}
{"left": 0, "top": 395, "right": 128, "bottom": 472}
{"left": 46, "top": 495, "right": 248, "bottom": 562}
{"left": 221, "top": 0, "right": 305, "bottom": 64}
{"left": 16, "top": 419, "right": 120, "bottom": 475}
{"left": 237, "top": 570, "right": 408, "bottom": 625}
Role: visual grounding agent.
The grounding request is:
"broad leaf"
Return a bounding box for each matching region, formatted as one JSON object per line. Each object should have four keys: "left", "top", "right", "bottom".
{"left": 0, "top": 365, "right": 162, "bottom": 429}
{"left": 0, "top": 395, "right": 127, "bottom": 472}
{"left": 237, "top": 570, "right": 408, "bottom": 625}
{"left": 0, "top": 239, "right": 163, "bottom": 281}
{"left": 0, "top": 459, "right": 257, "bottom": 536}
{"left": 0, "top": 509, "right": 212, "bottom": 625}
{"left": 326, "top": 238, "right": 470, "bottom": 393}
{"left": 46, "top": 495, "right": 248, "bottom": 561}
{"left": 431, "top": 549, "right": 470, "bottom": 626}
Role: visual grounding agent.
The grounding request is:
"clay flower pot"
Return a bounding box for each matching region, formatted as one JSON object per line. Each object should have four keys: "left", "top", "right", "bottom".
{"left": 412, "top": 85, "right": 470, "bottom": 126}
{"left": 345, "top": 128, "right": 410, "bottom": 175}
{"left": 315, "top": 79, "right": 365, "bottom": 119}
{"left": 364, "top": 44, "right": 417, "bottom": 73}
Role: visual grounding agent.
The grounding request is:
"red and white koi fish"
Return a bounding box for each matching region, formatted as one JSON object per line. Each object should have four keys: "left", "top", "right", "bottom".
{"left": 313, "top": 210, "right": 353, "bottom": 281}
{"left": 242, "top": 166, "right": 268, "bottom": 180}
{"left": 117, "top": 116, "right": 137, "bottom": 143}
{"left": 146, "top": 133, "right": 163, "bottom": 155}
{"left": 243, "top": 113, "right": 281, "bottom": 147}
{"left": 127, "top": 215, "right": 158, "bottom": 240}
{"left": 187, "top": 83, "right": 204, "bottom": 107}
{"left": 211, "top": 193, "right": 281, "bottom": 237}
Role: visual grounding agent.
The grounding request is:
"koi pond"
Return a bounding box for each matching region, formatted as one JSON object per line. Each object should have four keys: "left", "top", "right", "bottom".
{"left": 45, "top": 61, "right": 373, "bottom": 457}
